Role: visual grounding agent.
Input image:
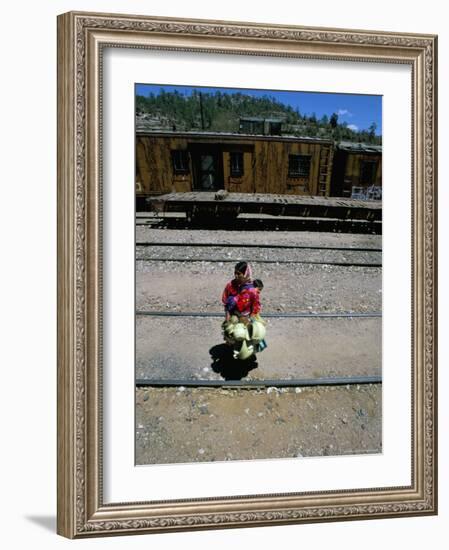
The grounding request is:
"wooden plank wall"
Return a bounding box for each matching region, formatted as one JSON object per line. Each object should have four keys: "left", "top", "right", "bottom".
{"left": 136, "top": 136, "right": 192, "bottom": 195}
{"left": 344, "top": 153, "right": 382, "bottom": 189}
{"left": 222, "top": 145, "right": 254, "bottom": 193}
{"left": 251, "top": 141, "right": 324, "bottom": 195}
{"left": 136, "top": 135, "right": 333, "bottom": 196}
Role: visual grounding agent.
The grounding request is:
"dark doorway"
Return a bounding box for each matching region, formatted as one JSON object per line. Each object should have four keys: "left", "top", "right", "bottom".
{"left": 360, "top": 160, "right": 377, "bottom": 186}
{"left": 190, "top": 145, "right": 224, "bottom": 191}
{"left": 330, "top": 150, "right": 348, "bottom": 197}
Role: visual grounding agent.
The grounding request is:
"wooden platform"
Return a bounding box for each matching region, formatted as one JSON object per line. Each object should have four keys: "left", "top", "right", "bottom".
{"left": 146, "top": 192, "right": 382, "bottom": 222}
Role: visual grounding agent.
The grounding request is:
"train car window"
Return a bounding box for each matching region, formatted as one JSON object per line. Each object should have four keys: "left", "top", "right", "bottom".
{"left": 239, "top": 119, "right": 264, "bottom": 134}
{"left": 171, "top": 150, "right": 190, "bottom": 174}
{"left": 268, "top": 121, "right": 282, "bottom": 135}
{"left": 360, "top": 160, "right": 377, "bottom": 185}
{"left": 288, "top": 154, "right": 311, "bottom": 178}
{"left": 230, "top": 152, "right": 244, "bottom": 177}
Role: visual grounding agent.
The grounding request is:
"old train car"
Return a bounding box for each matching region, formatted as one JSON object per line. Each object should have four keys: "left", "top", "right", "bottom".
{"left": 330, "top": 141, "right": 382, "bottom": 199}
{"left": 135, "top": 130, "right": 335, "bottom": 209}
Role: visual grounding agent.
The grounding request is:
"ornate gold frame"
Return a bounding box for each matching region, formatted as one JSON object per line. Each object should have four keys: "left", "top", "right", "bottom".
{"left": 57, "top": 11, "right": 437, "bottom": 538}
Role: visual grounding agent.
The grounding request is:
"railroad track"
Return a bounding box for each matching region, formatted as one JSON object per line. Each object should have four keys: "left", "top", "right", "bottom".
{"left": 136, "top": 241, "right": 382, "bottom": 252}
{"left": 135, "top": 227, "right": 382, "bottom": 389}
{"left": 136, "top": 310, "right": 381, "bottom": 318}
{"left": 135, "top": 311, "right": 382, "bottom": 388}
{"left": 136, "top": 376, "right": 382, "bottom": 388}
{"left": 135, "top": 240, "right": 382, "bottom": 268}
{"left": 136, "top": 257, "right": 381, "bottom": 267}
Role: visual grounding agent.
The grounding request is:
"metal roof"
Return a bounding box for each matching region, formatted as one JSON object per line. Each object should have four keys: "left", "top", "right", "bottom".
{"left": 239, "top": 116, "right": 265, "bottom": 122}
{"left": 337, "top": 141, "right": 382, "bottom": 153}
{"left": 136, "top": 129, "right": 333, "bottom": 144}
{"left": 239, "top": 116, "right": 283, "bottom": 122}
{"left": 135, "top": 130, "right": 381, "bottom": 150}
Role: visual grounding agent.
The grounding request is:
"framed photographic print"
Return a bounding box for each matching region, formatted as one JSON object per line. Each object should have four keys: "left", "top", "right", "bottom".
{"left": 57, "top": 11, "right": 437, "bottom": 538}
{"left": 134, "top": 82, "right": 383, "bottom": 467}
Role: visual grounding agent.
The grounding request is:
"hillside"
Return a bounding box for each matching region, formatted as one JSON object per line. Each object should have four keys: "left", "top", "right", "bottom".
{"left": 136, "top": 90, "right": 381, "bottom": 144}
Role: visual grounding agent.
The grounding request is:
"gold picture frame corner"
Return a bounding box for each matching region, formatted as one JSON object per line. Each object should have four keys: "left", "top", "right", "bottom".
{"left": 57, "top": 10, "right": 437, "bottom": 539}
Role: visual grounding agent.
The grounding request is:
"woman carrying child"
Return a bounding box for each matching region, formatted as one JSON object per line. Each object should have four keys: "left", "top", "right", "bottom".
{"left": 222, "top": 261, "right": 261, "bottom": 322}
{"left": 221, "top": 261, "right": 267, "bottom": 358}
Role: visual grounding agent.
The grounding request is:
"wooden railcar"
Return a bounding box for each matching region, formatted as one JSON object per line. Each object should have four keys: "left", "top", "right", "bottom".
{"left": 149, "top": 192, "right": 382, "bottom": 223}
{"left": 330, "top": 142, "right": 382, "bottom": 199}
{"left": 136, "top": 130, "right": 335, "bottom": 209}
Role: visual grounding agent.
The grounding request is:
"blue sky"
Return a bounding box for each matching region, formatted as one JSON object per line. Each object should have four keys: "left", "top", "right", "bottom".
{"left": 136, "top": 83, "right": 382, "bottom": 135}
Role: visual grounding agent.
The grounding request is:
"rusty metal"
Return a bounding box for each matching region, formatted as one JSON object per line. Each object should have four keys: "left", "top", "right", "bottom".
{"left": 135, "top": 241, "right": 382, "bottom": 252}
{"left": 136, "top": 310, "right": 381, "bottom": 318}
{"left": 135, "top": 257, "right": 382, "bottom": 267}
{"left": 136, "top": 376, "right": 382, "bottom": 388}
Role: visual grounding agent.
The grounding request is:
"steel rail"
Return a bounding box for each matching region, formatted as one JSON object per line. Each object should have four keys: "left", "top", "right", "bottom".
{"left": 136, "top": 375, "right": 382, "bottom": 388}
{"left": 135, "top": 257, "right": 382, "bottom": 268}
{"left": 136, "top": 310, "right": 382, "bottom": 318}
{"left": 135, "top": 241, "right": 382, "bottom": 252}
{"left": 136, "top": 218, "right": 380, "bottom": 224}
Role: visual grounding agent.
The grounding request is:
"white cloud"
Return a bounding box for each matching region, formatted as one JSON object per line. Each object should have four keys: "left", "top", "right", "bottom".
{"left": 337, "top": 109, "right": 352, "bottom": 117}
{"left": 347, "top": 124, "right": 359, "bottom": 131}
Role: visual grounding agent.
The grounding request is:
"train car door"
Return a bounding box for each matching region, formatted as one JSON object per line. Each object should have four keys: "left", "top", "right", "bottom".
{"left": 191, "top": 145, "right": 224, "bottom": 191}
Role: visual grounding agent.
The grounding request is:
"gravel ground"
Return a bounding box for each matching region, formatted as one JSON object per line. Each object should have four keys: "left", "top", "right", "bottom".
{"left": 136, "top": 227, "right": 382, "bottom": 249}
{"left": 136, "top": 245, "right": 381, "bottom": 265}
{"left": 136, "top": 316, "right": 381, "bottom": 380}
{"left": 136, "top": 261, "right": 381, "bottom": 313}
{"left": 135, "top": 227, "right": 382, "bottom": 464}
{"left": 136, "top": 384, "right": 382, "bottom": 464}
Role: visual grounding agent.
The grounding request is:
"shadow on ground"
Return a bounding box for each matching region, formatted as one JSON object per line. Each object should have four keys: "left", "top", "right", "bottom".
{"left": 25, "top": 515, "right": 56, "bottom": 533}
{"left": 137, "top": 215, "right": 382, "bottom": 235}
{"left": 209, "top": 343, "right": 258, "bottom": 381}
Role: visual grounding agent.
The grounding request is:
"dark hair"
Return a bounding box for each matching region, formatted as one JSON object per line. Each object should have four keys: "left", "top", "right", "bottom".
{"left": 253, "top": 278, "right": 264, "bottom": 290}
{"left": 234, "top": 261, "right": 248, "bottom": 274}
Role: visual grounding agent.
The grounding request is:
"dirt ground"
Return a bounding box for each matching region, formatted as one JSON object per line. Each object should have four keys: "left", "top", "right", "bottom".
{"left": 135, "top": 226, "right": 382, "bottom": 464}
{"left": 136, "top": 384, "right": 382, "bottom": 464}
{"left": 136, "top": 316, "right": 381, "bottom": 380}
{"left": 135, "top": 226, "right": 381, "bottom": 249}
{"left": 136, "top": 228, "right": 382, "bottom": 314}
{"left": 136, "top": 261, "right": 381, "bottom": 314}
